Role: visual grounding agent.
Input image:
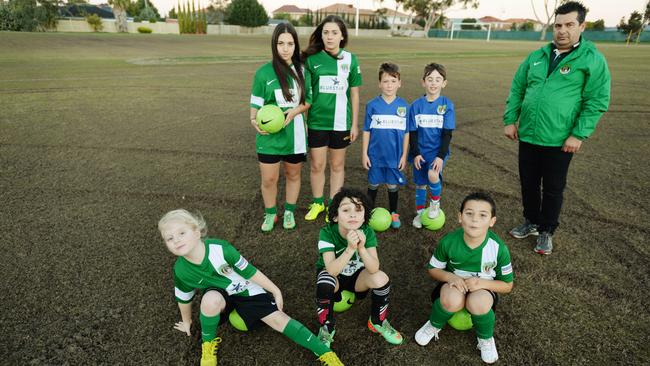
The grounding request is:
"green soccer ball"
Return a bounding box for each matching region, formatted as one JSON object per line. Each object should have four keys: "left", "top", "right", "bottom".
{"left": 420, "top": 209, "right": 446, "bottom": 231}
{"left": 256, "top": 104, "right": 285, "bottom": 134}
{"left": 448, "top": 308, "right": 473, "bottom": 331}
{"left": 228, "top": 309, "right": 248, "bottom": 331}
{"left": 333, "top": 290, "right": 356, "bottom": 313}
{"left": 369, "top": 207, "right": 392, "bottom": 232}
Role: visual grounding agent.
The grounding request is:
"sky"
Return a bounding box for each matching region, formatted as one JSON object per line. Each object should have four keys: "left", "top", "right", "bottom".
{"left": 98, "top": 0, "right": 648, "bottom": 27}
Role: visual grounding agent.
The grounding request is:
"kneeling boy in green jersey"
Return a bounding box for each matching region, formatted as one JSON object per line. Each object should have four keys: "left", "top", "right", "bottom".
{"left": 414, "top": 192, "right": 514, "bottom": 364}
{"left": 159, "top": 209, "right": 344, "bottom": 366}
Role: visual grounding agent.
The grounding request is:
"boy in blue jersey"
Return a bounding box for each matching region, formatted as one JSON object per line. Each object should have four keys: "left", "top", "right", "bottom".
{"left": 362, "top": 63, "right": 414, "bottom": 229}
{"left": 408, "top": 63, "right": 456, "bottom": 228}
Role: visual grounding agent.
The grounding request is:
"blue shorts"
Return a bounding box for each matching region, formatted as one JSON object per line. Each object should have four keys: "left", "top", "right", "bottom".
{"left": 368, "top": 166, "right": 406, "bottom": 186}
{"left": 411, "top": 157, "right": 446, "bottom": 186}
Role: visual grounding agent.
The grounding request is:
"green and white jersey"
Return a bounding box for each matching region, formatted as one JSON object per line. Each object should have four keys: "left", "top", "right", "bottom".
{"left": 316, "top": 223, "right": 377, "bottom": 276}
{"left": 173, "top": 238, "right": 264, "bottom": 303}
{"left": 250, "top": 62, "right": 312, "bottom": 155}
{"left": 305, "top": 49, "right": 362, "bottom": 131}
{"left": 427, "top": 228, "right": 514, "bottom": 283}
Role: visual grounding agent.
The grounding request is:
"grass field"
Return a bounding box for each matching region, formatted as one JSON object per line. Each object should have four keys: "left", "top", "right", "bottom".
{"left": 1, "top": 32, "right": 649, "bottom": 365}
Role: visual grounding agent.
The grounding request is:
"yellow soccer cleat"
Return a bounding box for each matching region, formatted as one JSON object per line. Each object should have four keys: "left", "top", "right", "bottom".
{"left": 305, "top": 202, "right": 326, "bottom": 221}
{"left": 318, "top": 351, "right": 344, "bottom": 366}
{"left": 200, "top": 337, "right": 222, "bottom": 366}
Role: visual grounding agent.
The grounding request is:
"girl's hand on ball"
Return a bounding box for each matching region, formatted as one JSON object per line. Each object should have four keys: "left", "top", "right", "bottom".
{"left": 251, "top": 118, "right": 269, "bottom": 135}
{"left": 283, "top": 108, "right": 298, "bottom": 127}
{"left": 174, "top": 321, "right": 191, "bottom": 336}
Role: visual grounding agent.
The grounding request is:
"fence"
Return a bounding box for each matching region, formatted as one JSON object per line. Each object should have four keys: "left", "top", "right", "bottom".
{"left": 428, "top": 28, "right": 650, "bottom": 43}
{"left": 55, "top": 19, "right": 400, "bottom": 37}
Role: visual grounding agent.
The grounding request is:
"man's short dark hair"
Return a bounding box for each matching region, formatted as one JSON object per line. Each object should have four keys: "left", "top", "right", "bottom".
{"left": 555, "top": 1, "right": 588, "bottom": 24}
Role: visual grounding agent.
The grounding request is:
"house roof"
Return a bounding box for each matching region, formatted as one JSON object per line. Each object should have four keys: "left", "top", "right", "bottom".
{"left": 319, "top": 3, "right": 375, "bottom": 16}
{"left": 273, "top": 5, "right": 309, "bottom": 14}
{"left": 379, "top": 8, "right": 409, "bottom": 17}
{"left": 504, "top": 18, "right": 541, "bottom": 24}
{"left": 479, "top": 16, "right": 504, "bottom": 23}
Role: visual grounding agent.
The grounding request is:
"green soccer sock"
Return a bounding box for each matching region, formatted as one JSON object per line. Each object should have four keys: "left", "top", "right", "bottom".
{"left": 282, "top": 318, "right": 330, "bottom": 356}
{"left": 285, "top": 203, "right": 296, "bottom": 212}
{"left": 471, "top": 309, "right": 496, "bottom": 339}
{"left": 200, "top": 312, "right": 221, "bottom": 342}
{"left": 265, "top": 206, "right": 277, "bottom": 215}
{"left": 313, "top": 196, "right": 324, "bottom": 205}
{"left": 429, "top": 298, "right": 455, "bottom": 329}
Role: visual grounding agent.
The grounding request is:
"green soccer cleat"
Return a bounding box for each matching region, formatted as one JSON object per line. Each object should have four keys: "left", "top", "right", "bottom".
{"left": 261, "top": 213, "right": 277, "bottom": 232}
{"left": 283, "top": 210, "right": 296, "bottom": 230}
{"left": 305, "top": 202, "right": 326, "bottom": 221}
{"left": 318, "top": 351, "right": 344, "bottom": 366}
{"left": 317, "top": 326, "right": 336, "bottom": 349}
{"left": 367, "top": 318, "right": 403, "bottom": 345}
{"left": 200, "top": 337, "right": 222, "bottom": 366}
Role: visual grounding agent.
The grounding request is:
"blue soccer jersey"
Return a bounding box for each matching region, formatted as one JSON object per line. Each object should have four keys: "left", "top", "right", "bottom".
{"left": 364, "top": 95, "right": 414, "bottom": 168}
{"left": 408, "top": 95, "right": 456, "bottom": 161}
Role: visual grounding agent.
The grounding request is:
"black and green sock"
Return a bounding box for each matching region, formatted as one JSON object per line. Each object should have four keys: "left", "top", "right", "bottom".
{"left": 285, "top": 203, "right": 296, "bottom": 212}
{"left": 264, "top": 206, "right": 277, "bottom": 215}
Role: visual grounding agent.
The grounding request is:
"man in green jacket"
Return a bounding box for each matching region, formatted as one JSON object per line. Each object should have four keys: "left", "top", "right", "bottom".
{"left": 503, "top": 1, "right": 610, "bottom": 255}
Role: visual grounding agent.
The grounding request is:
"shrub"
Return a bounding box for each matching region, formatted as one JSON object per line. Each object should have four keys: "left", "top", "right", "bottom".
{"left": 226, "top": 0, "right": 268, "bottom": 27}
{"left": 137, "top": 26, "right": 152, "bottom": 33}
{"left": 85, "top": 13, "right": 103, "bottom": 32}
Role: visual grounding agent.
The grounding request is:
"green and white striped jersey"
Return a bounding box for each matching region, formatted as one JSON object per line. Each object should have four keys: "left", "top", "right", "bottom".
{"left": 316, "top": 223, "right": 377, "bottom": 276}
{"left": 427, "top": 228, "right": 514, "bottom": 283}
{"left": 250, "top": 62, "right": 312, "bottom": 155}
{"left": 173, "top": 238, "right": 264, "bottom": 303}
{"left": 305, "top": 49, "right": 362, "bottom": 131}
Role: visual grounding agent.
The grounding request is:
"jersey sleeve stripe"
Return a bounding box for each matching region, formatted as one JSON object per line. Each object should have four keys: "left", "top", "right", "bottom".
{"left": 501, "top": 263, "right": 513, "bottom": 275}
{"left": 429, "top": 256, "right": 446, "bottom": 269}
{"left": 235, "top": 256, "right": 249, "bottom": 271}
{"left": 318, "top": 240, "right": 335, "bottom": 251}
{"left": 250, "top": 95, "right": 264, "bottom": 108}
{"left": 175, "top": 287, "right": 195, "bottom": 302}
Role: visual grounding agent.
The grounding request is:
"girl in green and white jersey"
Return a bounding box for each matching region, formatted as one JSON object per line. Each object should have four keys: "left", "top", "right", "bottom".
{"left": 301, "top": 15, "right": 362, "bottom": 221}
{"left": 250, "top": 23, "right": 312, "bottom": 232}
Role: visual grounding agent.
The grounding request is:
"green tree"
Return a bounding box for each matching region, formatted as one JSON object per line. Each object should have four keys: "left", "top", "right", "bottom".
{"left": 618, "top": 11, "right": 643, "bottom": 45}
{"left": 585, "top": 19, "right": 605, "bottom": 31}
{"left": 519, "top": 20, "right": 535, "bottom": 31}
{"left": 460, "top": 17, "right": 479, "bottom": 29}
{"left": 0, "top": 0, "right": 59, "bottom": 31}
{"left": 225, "top": 0, "right": 267, "bottom": 27}
{"left": 636, "top": 1, "right": 650, "bottom": 43}
{"left": 402, "top": 0, "right": 479, "bottom": 38}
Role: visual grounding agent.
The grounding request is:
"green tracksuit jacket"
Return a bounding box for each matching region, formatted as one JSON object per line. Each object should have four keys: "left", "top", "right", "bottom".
{"left": 503, "top": 38, "right": 611, "bottom": 147}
